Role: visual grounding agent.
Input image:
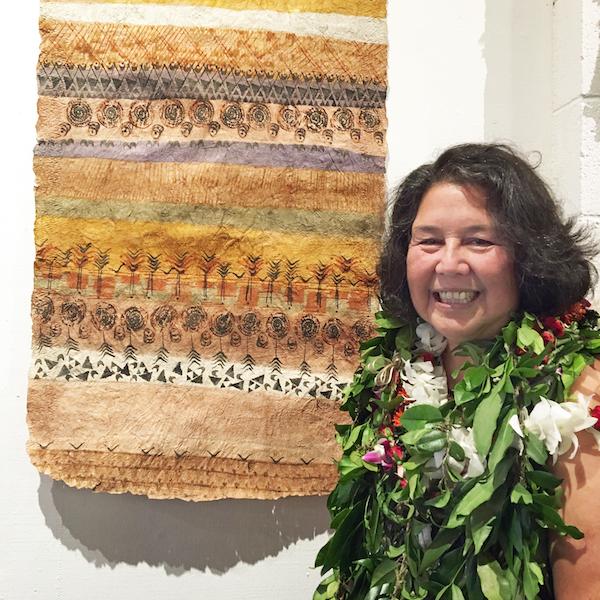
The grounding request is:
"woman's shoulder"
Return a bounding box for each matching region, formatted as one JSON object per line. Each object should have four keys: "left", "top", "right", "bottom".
{"left": 572, "top": 358, "right": 600, "bottom": 400}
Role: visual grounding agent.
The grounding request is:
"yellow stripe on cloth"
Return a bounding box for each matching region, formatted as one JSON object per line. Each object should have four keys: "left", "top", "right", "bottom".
{"left": 40, "top": 0, "right": 386, "bottom": 19}
{"left": 35, "top": 215, "right": 380, "bottom": 269}
{"left": 39, "top": 2, "right": 387, "bottom": 44}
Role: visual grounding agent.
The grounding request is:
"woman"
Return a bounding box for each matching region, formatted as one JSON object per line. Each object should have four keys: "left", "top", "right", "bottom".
{"left": 315, "top": 144, "right": 600, "bottom": 599}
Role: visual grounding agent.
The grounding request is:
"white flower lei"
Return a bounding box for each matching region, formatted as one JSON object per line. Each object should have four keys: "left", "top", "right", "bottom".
{"left": 393, "top": 322, "right": 600, "bottom": 479}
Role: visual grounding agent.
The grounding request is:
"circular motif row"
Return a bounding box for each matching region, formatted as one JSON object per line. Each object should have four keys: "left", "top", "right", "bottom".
{"left": 34, "top": 296, "right": 373, "bottom": 349}
{"left": 64, "top": 99, "right": 384, "bottom": 143}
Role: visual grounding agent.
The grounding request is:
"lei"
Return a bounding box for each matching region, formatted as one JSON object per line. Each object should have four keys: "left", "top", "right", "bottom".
{"left": 314, "top": 301, "right": 600, "bottom": 600}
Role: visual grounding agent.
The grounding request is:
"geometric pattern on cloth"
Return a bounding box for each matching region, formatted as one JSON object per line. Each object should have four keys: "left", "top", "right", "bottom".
{"left": 29, "top": 0, "right": 387, "bottom": 501}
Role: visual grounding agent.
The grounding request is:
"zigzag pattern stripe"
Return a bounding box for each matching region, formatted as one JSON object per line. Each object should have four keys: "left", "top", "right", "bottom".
{"left": 38, "top": 64, "right": 387, "bottom": 108}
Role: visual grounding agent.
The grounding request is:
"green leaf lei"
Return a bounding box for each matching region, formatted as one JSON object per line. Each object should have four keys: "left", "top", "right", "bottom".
{"left": 315, "top": 303, "right": 600, "bottom": 600}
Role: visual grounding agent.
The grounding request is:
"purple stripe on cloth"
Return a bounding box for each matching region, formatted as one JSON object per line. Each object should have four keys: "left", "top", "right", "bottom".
{"left": 34, "top": 139, "right": 385, "bottom": 173}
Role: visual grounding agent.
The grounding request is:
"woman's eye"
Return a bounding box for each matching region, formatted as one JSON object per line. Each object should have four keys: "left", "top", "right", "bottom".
{"left": 418, "top": 238, "right": 443, "bottom": 246}
{"left": 466, "top": 238, "right": 493, "bottom": 247}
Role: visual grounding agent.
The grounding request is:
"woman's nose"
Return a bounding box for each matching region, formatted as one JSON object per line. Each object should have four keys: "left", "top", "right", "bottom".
{"left": 434, "top": 244, "right": 470, "bottom": 276}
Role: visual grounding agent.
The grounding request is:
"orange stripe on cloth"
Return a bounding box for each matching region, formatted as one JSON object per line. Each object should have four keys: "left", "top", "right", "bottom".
{"left": 38, "top": 18, "right": 387, "bottom": 83}
{"left": 27, "top": 378, "right": 345, "bottom": 499}
{"left": 34, "top": 157, "right": 385, "bottom": 214}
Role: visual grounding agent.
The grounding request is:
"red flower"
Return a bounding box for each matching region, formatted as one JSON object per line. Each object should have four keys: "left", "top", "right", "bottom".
{"left": 590, "top": 406, "right": 600, "bottom": 431}
{"left": 395, "top": 382, "right": 409, "bottom": 398}
{"left": 562, "top": 299, "right": 591, "bottom": 324}
{"left": 541, "top": 330, "right": 555, "bottom": 345}
{"left": 541, "top": 317, "right": 565, "bottom": 337}
{"left": 399, "top": 478, "right": 408, "bottom": 489}
{"left": 392, "top": 407, "right": 404, "bottom": 428}
{"left": 421, "top": 352, "right": 435, "bottom": 362}
{"left": 390, "top": 445, "right": 404, "bottom": 460}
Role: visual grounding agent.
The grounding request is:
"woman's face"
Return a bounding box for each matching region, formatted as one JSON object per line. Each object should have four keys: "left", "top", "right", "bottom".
{"left": 406, "top": 182, "right": 519, "bottom": 348}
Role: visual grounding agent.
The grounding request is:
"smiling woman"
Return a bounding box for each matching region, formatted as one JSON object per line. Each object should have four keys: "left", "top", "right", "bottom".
{"left": 406, "top": 182, "right": 519, "bottom": 353}
{"left": 315, "top": 144, "right": 600, "bottom": 599}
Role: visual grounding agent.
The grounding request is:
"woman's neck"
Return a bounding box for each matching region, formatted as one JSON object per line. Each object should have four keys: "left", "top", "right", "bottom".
{"left": 442, "top": 345, "right": 471, "bottom": 390}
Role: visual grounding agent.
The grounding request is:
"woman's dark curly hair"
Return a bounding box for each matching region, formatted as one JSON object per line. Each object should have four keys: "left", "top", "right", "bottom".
{"left": 378, "top": 143, "right": 597, "bottom": 319}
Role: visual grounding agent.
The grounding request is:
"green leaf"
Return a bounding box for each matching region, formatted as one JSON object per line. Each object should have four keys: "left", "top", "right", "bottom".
{"left": 525, "top": 434, "right": 548, "bottom": 466}
{"left": 584, "top": 337, "right": 600, "bottom": 350}
{"left": 342, "top": 423, "right": 365, "bottom": 451}
{"left": 534, "top": 504, "right": 584, "bottom": 539}
{"left": 338, "top": 453, "right": 366, "bottom": 477}
{"left": 523, "top": 561, "right": 544, "bottom": 600}
{"left": 472, "top": 519, "right": 495, "bottom": 554}
{"left": 371, "top": 558, "right": 397, "bottom": 588}
{"left": 447, "top": 454, "right": 513, "bottom": 527}
{"left": 508, "top": 509, "right": 523, "bottom": 555}
{"left": 420, "top": 527, "right": 462, "bottom": 572}
{"left": 400, "top": 405, "right": 443, "bottom": 432}
{"left": 395, "top": 324, "right": 415, "bottom": 350}
{"left": 402, "top": 404, "right": 443, "bottom": 422}
{"left": 448, "top": 441, "right": 466, "bottom": 462}
{"left": 313, "top": 573, "right": 340, "bottom": 600}
{"left": 517, "top": 326, "right": 544, "bottom": 354}
{"left": 477, "top": 561, "right": 517, "bottom": 600}
{"left": 454, "top": 386, "right": 477, "bottom": 405}
{"left": 415, "top": 429, "right": 447, "bottom": 453}
{"left": 403, "top": 453, "right": 432, "bottom": 471}
{"left": 473, "top": 392, "right": 504, "bottom": 457}
{"left": 317, "top": 503, "right": 364, "bottom": 572}
{"left": 375, "top": 313, "right": 405, "bottom": 330}
{"left": 451, "top": 585, "right": 466, "bottom": 600}
{"left": 488, "top": 409, "right": 516, "bottom": 471}
{"left": 502, "top": 321, "right": 518, "bottom": 346}
{"left": 455, "top": 341, "right": 485, "bottom": 364}
{"left": 464, "top": 366, "right": 489, "bottom": 391}
{"left": 365, "top": 495, "right": 382, "bottom": 553}
{"left": 526, "top": 470, "right": 562, "bottom": 491}
{"left": 425, "top": 490, "right": 451, "bottom": 508}
{"left": 510, "top": 483, "right": 533, "bottom": 505}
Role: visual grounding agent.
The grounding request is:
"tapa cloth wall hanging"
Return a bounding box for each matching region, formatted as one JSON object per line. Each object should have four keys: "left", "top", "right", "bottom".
{"left": 28, "top": 0, "right": 388, "bottom": 501}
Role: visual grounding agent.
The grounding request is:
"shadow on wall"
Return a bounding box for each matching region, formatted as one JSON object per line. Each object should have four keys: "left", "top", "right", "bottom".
{"left": 38, "top": 475, "right": 330, "bottom": 574}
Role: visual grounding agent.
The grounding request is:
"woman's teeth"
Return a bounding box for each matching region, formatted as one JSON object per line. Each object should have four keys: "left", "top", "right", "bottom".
{"left": 436, "top": 291, "right": 478, "bottom": 304}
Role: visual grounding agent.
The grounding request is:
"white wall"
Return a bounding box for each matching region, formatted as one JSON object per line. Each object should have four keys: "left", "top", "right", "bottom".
{"left": 6, "top": 1, "right": 596, "bottom": 598}
{"left": 387, "top": 0, "right": 486, "bottom": 187}
{"left": 551, "top": 0, "right": 600, "bottom": 285}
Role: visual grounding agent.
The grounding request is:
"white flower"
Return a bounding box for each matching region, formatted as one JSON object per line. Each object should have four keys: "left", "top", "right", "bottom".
{"left": 415, "top": 322, "right": 447, "bottom": 356}
{"left": 401, "top": 359, "right": 449, "bottom": 407}
{"left": 422, "top": 450, "right": 445, "bottom": 483}
{"left": 447, "top": 426, "right": 487, "bottom": 478}
{"left": 417, "top": 524, "right": 432, "bottom": 549}
{"left": 509, "top": 395, "right": 598, "bottom": 461}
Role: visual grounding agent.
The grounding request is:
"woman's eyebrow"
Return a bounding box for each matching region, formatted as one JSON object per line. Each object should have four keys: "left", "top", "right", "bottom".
{"left": 412, "top": 224, "right": 493, "bottom": 234}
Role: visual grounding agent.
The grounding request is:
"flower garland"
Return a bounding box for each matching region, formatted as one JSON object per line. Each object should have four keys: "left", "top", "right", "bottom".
{"left": 314, "top": 301, "right": 600, "bottom": 600}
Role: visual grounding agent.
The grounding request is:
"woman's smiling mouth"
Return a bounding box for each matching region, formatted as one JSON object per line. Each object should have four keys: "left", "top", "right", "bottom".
{"left": 433, "top": 290, "right": 480, "bottom": 304}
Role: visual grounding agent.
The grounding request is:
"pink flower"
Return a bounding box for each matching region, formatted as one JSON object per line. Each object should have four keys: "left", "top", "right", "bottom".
{"left": 362, "top": 439, "right": 403, "bottom": 471}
